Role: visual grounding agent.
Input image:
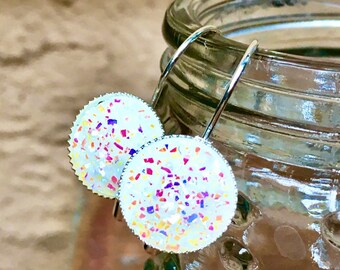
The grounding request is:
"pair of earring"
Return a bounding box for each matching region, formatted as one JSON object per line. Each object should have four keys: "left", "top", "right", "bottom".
{"left": 68, "top": 26, "right": 258, "bottom": 254}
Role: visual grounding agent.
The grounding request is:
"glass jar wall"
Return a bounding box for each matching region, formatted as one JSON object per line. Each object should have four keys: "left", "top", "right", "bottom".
{"left": 155, "top": 0, "right": 340, "bottom": 269}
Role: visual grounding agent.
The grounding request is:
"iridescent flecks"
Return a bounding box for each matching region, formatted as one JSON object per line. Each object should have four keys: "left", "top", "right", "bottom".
{"left": 68, "top": 92, "right": 164, "bottom": 199}
{"left": 120, "top": 135, "right": 238, "bottom": 253}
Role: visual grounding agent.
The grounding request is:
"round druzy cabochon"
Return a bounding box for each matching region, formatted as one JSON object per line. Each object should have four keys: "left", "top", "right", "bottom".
{"left": 68, "top": 92, "right": 164, "bottom": 199}
{"left": 120, "top": 135, "right": 238, "bottom": 253}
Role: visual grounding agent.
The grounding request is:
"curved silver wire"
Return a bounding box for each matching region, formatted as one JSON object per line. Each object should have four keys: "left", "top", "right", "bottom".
{"left": 202, "top": 40, "right": 259, "bottom": 140}
{"left": 151, "top": 25, "right": 220, "bottom": 106}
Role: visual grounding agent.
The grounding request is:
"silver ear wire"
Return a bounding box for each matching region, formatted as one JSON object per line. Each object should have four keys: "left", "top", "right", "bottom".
{"left": 202, "top": 40, "right": 259, "bottom": 140}
{"left": 151, "top": 25, "right": 220, "bottom": 106}
{"left": 150, "top": 22, "right": 258, "bottom": 140}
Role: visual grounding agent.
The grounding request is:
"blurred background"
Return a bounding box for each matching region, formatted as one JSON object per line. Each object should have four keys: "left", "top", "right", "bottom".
{"left": 0, "top": 0, "right": 172, "bottom": 269}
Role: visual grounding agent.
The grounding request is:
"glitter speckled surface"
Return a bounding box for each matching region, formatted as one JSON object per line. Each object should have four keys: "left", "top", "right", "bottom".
{"left": 120, "top": 135, "right": 238, "bottom": 253}
{"left": 69, "top": 93, "right": 164, "bottom": 199}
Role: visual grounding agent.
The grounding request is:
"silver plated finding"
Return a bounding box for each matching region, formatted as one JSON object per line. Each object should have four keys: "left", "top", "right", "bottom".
{"left": 202, "top": 40, "right": 259, "bottom": 140}
{"left": 151, "top": 25, "right": 219, "bottom": 106}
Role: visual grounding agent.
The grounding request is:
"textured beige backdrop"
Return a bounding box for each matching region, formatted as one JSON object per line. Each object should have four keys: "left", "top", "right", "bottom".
{"left": 0, "top": 0, "right": 172, "bottom": 269}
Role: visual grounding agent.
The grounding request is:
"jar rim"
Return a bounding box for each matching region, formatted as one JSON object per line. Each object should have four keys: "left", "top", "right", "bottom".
{"left": 164, "top": 0, "right": 340, "bottom": 71}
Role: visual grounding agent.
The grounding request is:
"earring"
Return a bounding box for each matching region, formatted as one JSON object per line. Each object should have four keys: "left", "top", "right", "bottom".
{"left": 119, "top": 40, "right": 259, "bottom": 253}
{"left": 67, "top": 24, "right": 259, "bottom": 254}
{"left": 68, "top": 92, "right": 164, "bottom": 199}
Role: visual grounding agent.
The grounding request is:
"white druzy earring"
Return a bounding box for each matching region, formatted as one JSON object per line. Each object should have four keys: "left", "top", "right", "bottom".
{"left": 68, "top": 25, "right": 258, "bottom": 254}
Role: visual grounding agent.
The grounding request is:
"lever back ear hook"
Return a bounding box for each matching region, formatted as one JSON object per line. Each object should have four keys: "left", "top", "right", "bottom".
{"left": 151, "top": 25, "right": 220, "bottom": 106}
{"left": 202, "top": 40, "right": 259, "bottom": 140}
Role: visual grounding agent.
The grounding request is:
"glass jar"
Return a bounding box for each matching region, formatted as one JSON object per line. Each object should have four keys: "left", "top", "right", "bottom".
{"left": 154, "top": 0, "right": 340, "bottom": 269}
